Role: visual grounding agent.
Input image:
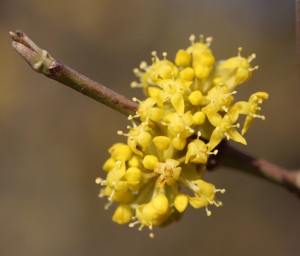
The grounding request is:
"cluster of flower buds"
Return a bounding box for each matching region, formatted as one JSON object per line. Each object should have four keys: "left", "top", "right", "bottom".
{"left": 96, "top": 35, "right": 268, "bottom": 237}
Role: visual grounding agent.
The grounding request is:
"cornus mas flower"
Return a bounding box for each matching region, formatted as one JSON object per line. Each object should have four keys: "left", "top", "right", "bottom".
{"left": 96, "top": 35, "right": 268, "bottom": 237}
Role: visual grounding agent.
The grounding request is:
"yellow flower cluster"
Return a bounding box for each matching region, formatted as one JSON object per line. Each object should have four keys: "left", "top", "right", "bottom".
{"left": 96, "top": 35, "right": 268, "bottom": 237}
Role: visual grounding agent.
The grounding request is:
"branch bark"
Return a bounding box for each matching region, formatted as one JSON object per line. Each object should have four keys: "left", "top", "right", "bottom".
{"left": 10, "top": 30, "right": 138, "bottom": 116}
{"left": 221, "top": 143, "right": 300, "bottom": 196}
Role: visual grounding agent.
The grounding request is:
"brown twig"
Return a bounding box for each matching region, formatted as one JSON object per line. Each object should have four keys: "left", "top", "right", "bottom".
{"left": 10, "top": 30, "right": 138, "bottom": 116}
{"left": 221, "top": 143, "right": 300, "bottom": 196}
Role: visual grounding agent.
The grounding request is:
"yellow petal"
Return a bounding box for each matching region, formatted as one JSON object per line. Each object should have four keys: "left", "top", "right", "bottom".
{"left": 171, "top": 93, "right": 185, "bottom": 114}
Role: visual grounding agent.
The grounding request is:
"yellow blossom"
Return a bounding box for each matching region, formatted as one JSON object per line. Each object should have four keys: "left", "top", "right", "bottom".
{"left": 208, "top": 104, "right": 246, "bottom": 151}
{"left": 154, "top": 159, "right": 181, "bottom": 187}
{"left": 238, "top": 92, "right": 269, "bottom": 135}
{"left": 185, "top": 139, "right": 209, "bottom": 164}
{"left": 97, "top": 35, "right": 268, "bottom": 237}
{"left": 215, "top": 47, "right": 257, "bottom": 90}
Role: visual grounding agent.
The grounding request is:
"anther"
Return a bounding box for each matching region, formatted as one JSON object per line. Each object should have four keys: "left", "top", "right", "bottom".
{"left": 207, "top": 149, "right": 218, "bottom": 155}
{"left": 98, "top": 191, "right": 105, "bottom": 198}
{"left": 250, "top": 65, "right": 259, "bottom": 71}
{"left": 189, "top": 34, "right": 196, "bottom": 44}
{"left": 138, "top": 224, "right": 145, "bottom": 231}
{"left": 151, "top": 51, "right": 158, "bottom": 61}
{"left": 205, "top": 207, "right": 212, "bottom": 216}
{"left": 131, "top": 81, "right": 138, "bottom": 88}
{"left": 95, "top": 177, "right": 102, "bottom": 184}
{"left": 104, "top": 201, "right": 113, "bottom": 210}
{"left": 238, "top": 47, "right": 243, "bottom": 56}
{"left": 251, "top": 113, "right": 265, "bottom": 120}
{"left": 206, "top": 37, "right": 213, "bottom": 46}
{"left": 133, "top": 68, "right": 140, "bottom": 75}
{"left": 248, "top": 53, "right": 256, "bottom": 62}
{"left": 216, "top": 188, "right": 226, "bottom": 194}
{"left": 213, "top": 201, "right": 223, "bottom": 207}
{"left": 129, "top": 220, "right": 140, "bottom": 228}
{"left": 197, "top": 131, "right": 201, "bottom": 139}
{"left": 140, "top": 61, "right": 148, "bottom": 70}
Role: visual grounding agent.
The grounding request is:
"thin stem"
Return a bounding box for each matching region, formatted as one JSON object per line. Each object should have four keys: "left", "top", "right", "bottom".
{"left": 10, "top": 30, "right": 138, "bottom": 116}
{"left": 221, "top": 143, "right": 300, "bottom": 196}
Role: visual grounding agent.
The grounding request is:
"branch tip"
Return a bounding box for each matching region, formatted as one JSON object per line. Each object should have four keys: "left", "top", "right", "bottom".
{"left": 10, "top": 29, "right": 138, "bottom": 116}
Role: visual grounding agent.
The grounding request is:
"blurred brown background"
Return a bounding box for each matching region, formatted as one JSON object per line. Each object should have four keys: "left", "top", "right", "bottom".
{"left": 1, "top": 0, "right": 300, "bottom": 255}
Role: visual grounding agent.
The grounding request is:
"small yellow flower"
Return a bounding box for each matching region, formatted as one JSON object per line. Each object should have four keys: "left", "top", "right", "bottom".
{"left": 208, "top": 104, "right": 246, "bottom": 151}
{"left": 154, "top": 159, "right": 181, "bottom": 187}
{"left": 188, "top": 179, "right": 225, "bottom": 216}
{"left": 215, "top": 47, "right": 257, "bottom": 90}
{"left": 97, "top": 35, "right": 268, "bottom": 237}
{"left": 185, "top": 139, "right": 209, "bottom": 164}
{"left": 136, "top": 97, "right": 163, "bottom": 122}
{"left": 238, "top": 92, "right": 269, "bottom": 135}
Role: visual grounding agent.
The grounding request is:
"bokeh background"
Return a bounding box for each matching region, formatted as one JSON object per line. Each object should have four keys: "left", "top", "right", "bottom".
{"left": 1, "top": 0, "right": 300, "bottom": 255}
